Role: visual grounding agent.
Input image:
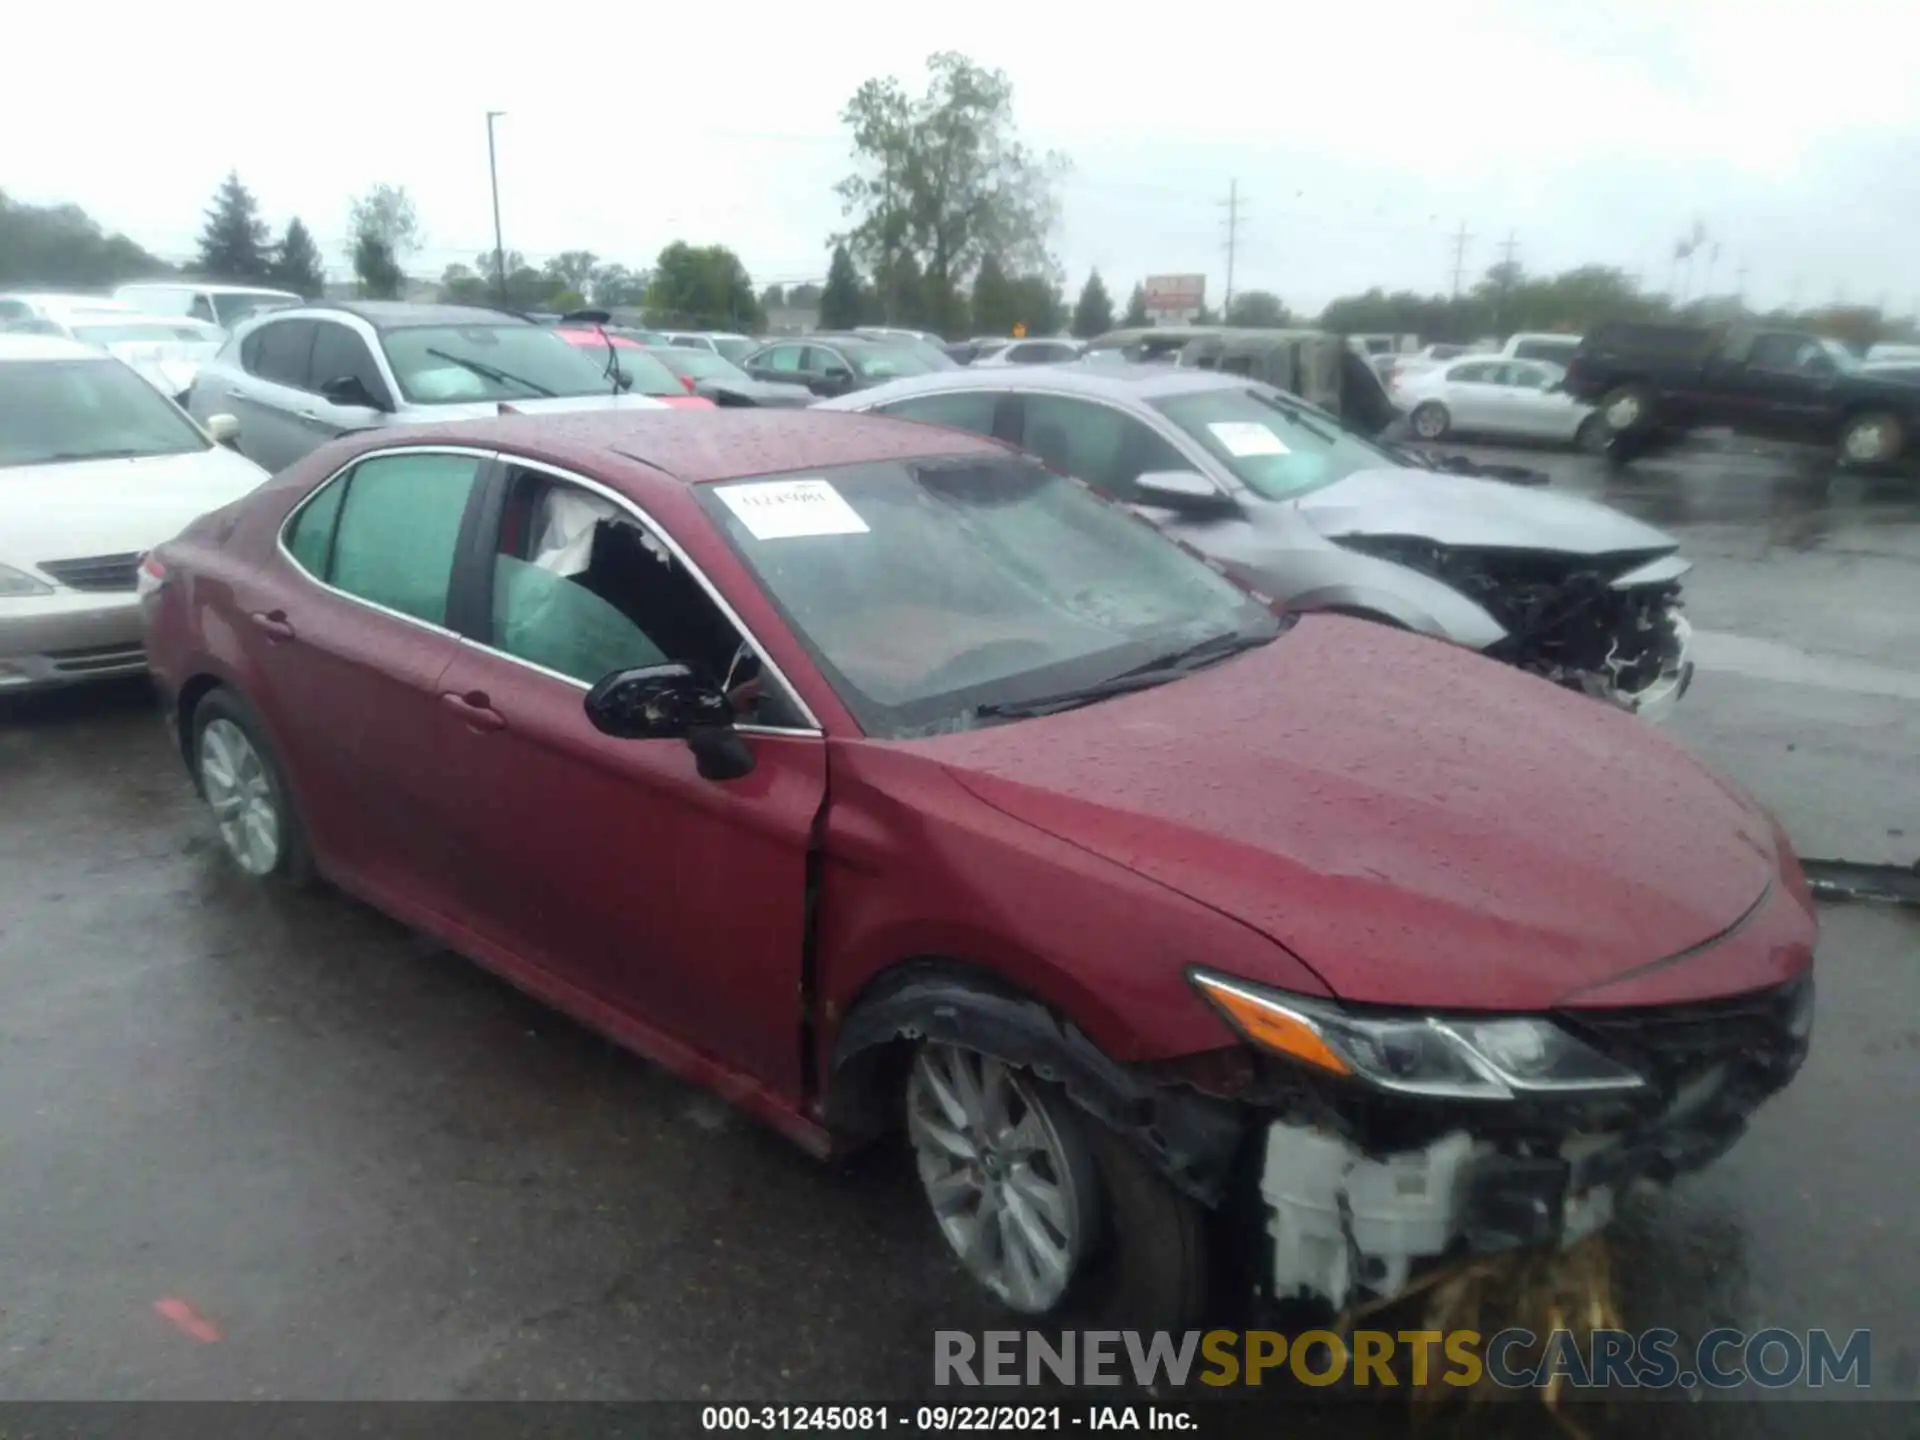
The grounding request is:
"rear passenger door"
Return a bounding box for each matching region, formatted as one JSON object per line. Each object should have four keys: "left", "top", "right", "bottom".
{"left": 252, "top": 447, "right": 492, "bottom": 913}
{"left": 230, "top": 317, "right": 320, "bottom": 471}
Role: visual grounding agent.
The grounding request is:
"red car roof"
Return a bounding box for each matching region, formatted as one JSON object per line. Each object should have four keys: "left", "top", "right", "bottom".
{"left": 287, "top": 408, "right": 1010, "bottom": 489}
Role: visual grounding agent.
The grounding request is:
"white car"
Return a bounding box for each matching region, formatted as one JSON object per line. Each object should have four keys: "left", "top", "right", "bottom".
{"left": 112, "top": 281, "right": 301, "bottom": 336}
{"left": 660, "top": 331, "right": 757, "bottom": 365}
{"left": 969, "top": 337, "right": 1087, "bottom": 366}
{"left": 1497, "top": 331, "right": 1584, "bottom": 366}
{"left": 2, "top": 295, "right": 224, "bottom": 402}
{"left": 0, "top": 335, "right": 268, "bottom": 691}
{"left": 1395, "top": 356, "right": 1608, "bottom": 450}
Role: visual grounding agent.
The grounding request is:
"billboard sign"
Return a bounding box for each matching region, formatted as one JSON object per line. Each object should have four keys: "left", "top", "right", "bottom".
{"left": 1143, "top": 274, "right": 1206, "bottom": 310}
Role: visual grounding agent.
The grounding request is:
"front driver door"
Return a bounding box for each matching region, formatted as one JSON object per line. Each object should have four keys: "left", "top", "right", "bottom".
{"left": 429, "top": 464, "right": 826, "bottom": 1098}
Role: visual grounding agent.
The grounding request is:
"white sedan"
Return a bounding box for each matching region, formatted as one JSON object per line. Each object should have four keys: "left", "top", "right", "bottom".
{"left": 1393, "top": 357, "right": 1609, "bottom": 451}
{"left": 0, "top": 335, "right": 268, "bottom": 691}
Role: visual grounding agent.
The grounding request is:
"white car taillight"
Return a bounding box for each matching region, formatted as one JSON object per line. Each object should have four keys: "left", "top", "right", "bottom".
{"left": 136, "top": 553, "right": 168, "bottom": 600}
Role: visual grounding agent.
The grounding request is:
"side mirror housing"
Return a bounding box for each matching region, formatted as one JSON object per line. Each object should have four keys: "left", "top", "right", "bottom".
{"left": 1132, "top": 469, "right": 1236, "bottom": 516}
{"left": 584, "top": 662, "right": 755, "bottom": 780}
{"left": 204, "top": 413, "right": 241, "bottom": 446}
{"left": 822, "top": 365, "right": 853, "bottom": 385}
{"left": 320, "top": 374, "right": 388, "bottom": 411}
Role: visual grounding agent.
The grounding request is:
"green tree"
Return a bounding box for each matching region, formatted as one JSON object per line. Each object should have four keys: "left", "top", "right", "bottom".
{"left": 1121, "top": 282, "right": 1149, "bottom": 327}
{"left": 820, "top": 244, "right": 865, "bottom": 329}
{"left": 347, "top": 184, "right": 421, "bottom": 263}
{"left": 543, "top": 250, "right": 599, "bottom": 295}
{"left": 1071, "top": 271, "right": 1114, "bottom": 338}
{"left": 872, "top": 249, "right": 930, "bottom": 328}
{"left": 590, "top": 263, "right": 650, "bottom": 307}
{"left": 438, "top": 262, "right": 490, "bottom": 305}
{"left": 1006, "top": 275, "right": 1064, "bottom": 336}
{"left": 474, "top": 249, "right": 557, "bottom": 308}
{"left": 353, "top": 230, "right": 403, "bottom": 299}
{"left": 835, "top": 52, "right": 1067, "bottom": 336}
{"left": 269, "top": 217, "right": 325, "bottom": 297}
{"left": 196, "top": 171, "right": 271, "bottom": 281}
{"left": 760, "top": 282, "right": 787, "bottom": 310}
{"left": 0, "top": 191, "right": 170, "bottom": 286}
{"left": 971, "top": 253, "right": 1017, "bottom": 335}
{"left": 787, "top": 281, "right": 823, "bottom": 309}
{"left": 1226, "top": 290, "right": 1288, "bottom": 328}
{"left": 645, "top": 241, "right": 762, "bottom": 329}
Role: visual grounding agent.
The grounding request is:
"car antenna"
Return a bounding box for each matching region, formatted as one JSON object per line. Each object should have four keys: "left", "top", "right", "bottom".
{"left": 562, "top": 308, "right": 626, "bottom": 395}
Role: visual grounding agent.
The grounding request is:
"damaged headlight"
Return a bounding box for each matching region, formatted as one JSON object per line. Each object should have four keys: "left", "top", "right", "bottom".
{"left": 1190, "top": 972, "right": 1647, "bottom": 1100}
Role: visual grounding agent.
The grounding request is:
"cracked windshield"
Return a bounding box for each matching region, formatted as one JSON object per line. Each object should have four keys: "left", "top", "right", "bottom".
{"left": 1, "top": 3, "right": 1911, "bottom": 1437}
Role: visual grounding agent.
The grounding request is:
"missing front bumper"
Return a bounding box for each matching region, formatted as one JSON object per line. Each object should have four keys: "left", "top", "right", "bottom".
{"left": 1254, "top": 975, "right": 1811, "bottom": 1311}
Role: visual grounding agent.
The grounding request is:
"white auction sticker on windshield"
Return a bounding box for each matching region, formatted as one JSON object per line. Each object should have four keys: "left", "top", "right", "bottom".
{"left": 1208, "top": 421, "right": 1289, "bottom": 457}
{"left": 715, "top": 478, "right": 871, "bottom": 540}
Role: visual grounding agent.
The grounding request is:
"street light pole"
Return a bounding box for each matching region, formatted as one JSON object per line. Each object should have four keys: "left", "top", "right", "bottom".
{"left": 485, "top": 111, "right": 507, "bottom": 304}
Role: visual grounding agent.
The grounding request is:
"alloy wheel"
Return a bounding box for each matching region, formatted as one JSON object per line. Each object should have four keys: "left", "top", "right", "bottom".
{"left": 1412, "top": 404, "right": 1448, "bottom": 439}
{"left": 907, "top": 1044, "right": 1092, "bottom": 1313}
{"left": 1605, "top": 395, "right": 1642, "bottom": 430}
{"left": 199, "top": 718, "right": 282, "bottom": 876}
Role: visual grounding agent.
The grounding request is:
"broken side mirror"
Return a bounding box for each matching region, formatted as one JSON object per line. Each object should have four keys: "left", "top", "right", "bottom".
{"left": 1132, "top": 469, "right": 1236, "bottom": 516}
{"left": 584, "top": 662, "right": 756, "bottom": 780}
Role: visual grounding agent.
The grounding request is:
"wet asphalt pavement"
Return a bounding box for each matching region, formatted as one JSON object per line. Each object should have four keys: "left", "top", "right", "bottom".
{"left": 1, "top": 439, "right": 1916, "bottom": 1432}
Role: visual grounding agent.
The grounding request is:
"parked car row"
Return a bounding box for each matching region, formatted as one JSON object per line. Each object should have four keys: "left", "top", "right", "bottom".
{"left": 131, "top": 403, "right": 1816, "bottom": 1330}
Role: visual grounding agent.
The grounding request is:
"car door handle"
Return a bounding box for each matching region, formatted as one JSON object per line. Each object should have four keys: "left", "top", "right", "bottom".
{"left": 226, "top": 387, "right": 246, "bottom": 400}
{"left": 249, "top": 609, "right": 295, "bottom": 642}
{"left": 441, "top": 690, "right": 506, "bottom": 732}
{"left": 296, "top": 410, "right": 319, "bottom": 423}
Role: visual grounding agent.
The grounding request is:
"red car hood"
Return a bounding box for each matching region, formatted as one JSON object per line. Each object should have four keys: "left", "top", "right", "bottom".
{"left": 910, "top": 616, "right": 1784, "bottom": 1011}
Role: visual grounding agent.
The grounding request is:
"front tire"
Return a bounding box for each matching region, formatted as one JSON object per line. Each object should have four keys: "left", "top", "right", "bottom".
{"left": 1599, "top": 383, "right": 1655, "bottom": 435}
{"left": 1575, "top": 413, "right": 1612, "bottom": 455}
{"left": 1838, "top": 411, "right": 1904, "bottom": 467}
{"left": 1410, "top": 402, "right": 1451, "bottom": 440}
{"left": 191, "top": 688, "right": 311, "bottom": 884}
{"left": 906, "top": 1041, "right": 1209, "bottom": 1326}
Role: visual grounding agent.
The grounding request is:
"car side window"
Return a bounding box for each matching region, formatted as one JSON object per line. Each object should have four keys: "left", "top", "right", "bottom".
{"left": 800, "top": 346, "right": 842, "bottom": 374}
{"left": 309, "top": 321, "right": 392, "bottom": 407}
{"left": 0, "top": 300, "right": 30, "bottom": 322}
{"left": 297, "top": 452, "right": 483, "bottom": 625}
{"left": 878, "top": 391, "right": 1000, "bottom": 435}
{"left": 248, "top": 319, "right": 318, "bottom": 389}
{"left": 1451, "top": 361, "right": 1495, "bottom": 383}
{"left": 1748, "top": 334, "right": 1816, "bottom": 372}
{"left": 761, "top": 345, "right": 805, "bottom": 374}
{"left": 189, "top": 294, "right": 218, "bottom": 324}
{"left": 671, "top": 336, "right": 702, "bottom": 349}
{"left": 486, "top": 472, "right": 804, "bottom": 726}
{"left": 1017, "top": 395, "right": 1190, "bottom": 504}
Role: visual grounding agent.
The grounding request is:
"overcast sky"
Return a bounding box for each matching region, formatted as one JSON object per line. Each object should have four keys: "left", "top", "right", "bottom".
{"left": 4, "top": 0, "right": 1916, "bottom": 315}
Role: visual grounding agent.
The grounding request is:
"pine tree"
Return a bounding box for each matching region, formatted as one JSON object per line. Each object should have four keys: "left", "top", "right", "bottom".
{"left": 270, "top": 218, "right": 325, "bottom": 297}
{"left": 820, "top": 244, "right": 864, "bottom": 329}
{"left": 1122, "top": 282, "right": 1150, "bottom": 327}
{"left": 195, "top": 171, "right": 271, "bottom": 281}
{"left": 1071, "top": 271, "right": 1114, "bottom": 338}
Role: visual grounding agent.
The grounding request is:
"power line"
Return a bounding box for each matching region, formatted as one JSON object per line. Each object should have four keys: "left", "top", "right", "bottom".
{"left": 1219, "top": 180, "right": 1244, "bottom": 317}
{"left": 1498, "top": 230, "right": 1519, "bottom": 271}
{"left": 1448, "top": 221, "right": 1475, "bottom": 298}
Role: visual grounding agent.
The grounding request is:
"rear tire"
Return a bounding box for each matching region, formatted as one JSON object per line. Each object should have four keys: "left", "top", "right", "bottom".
{"left": 1410, "top": 402, "right": 1451, "bottom": 440}
{"left": 190, "top": 688, "right": 313, "bottom": 886}
{"left": 1575, "top": 414, "right": 1612, "bottom": 455}
{"left": 1838, "top": 411, "right": 1904, "bottom": 467}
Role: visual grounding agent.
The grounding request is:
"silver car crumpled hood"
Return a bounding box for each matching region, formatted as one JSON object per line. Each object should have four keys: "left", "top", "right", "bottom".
{"left": 1295, "top": 466, "right": 1677, "bottom": 558}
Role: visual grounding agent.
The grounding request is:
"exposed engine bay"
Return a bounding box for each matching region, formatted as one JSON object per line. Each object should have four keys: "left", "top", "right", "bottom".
{"left": 1332, "top": 536, "right": 1693, "bottom": 713}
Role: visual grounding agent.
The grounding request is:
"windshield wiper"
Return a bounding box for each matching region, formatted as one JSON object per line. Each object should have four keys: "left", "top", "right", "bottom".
{"left": 425, "top": 348, "right": 557, "bottom": 398}
{"left": 973, "top": 629, "right": 1275, "bottom": 721}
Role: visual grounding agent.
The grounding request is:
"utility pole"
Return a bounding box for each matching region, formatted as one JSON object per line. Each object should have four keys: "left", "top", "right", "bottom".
{"left": 1219, "top": 180, "right": 1244, "bottom": 320}
{"left": 485, "top": 111, "right": 508, "bottom": 305}
{"left": 1493, "top": 231, "right": 1518, "bottom": 331}
{"left": 1448, "top": 221, "right": 1474, "bottom": 299}
{"left": 1735, "top": 261, "right": 1749, "bottom": 306}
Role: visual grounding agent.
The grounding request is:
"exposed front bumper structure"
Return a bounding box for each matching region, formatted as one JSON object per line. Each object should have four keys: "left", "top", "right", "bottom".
{"left": 1254, "top": 972, "right": 1812, "bottom": 1311}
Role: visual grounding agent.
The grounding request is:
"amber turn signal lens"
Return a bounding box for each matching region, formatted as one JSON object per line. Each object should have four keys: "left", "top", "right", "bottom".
{"left": 1192, "top": 976, "right": 1352, "bottom": 1076}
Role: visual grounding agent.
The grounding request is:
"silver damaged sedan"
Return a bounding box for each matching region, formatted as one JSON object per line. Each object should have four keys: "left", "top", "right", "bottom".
{"left": 817, "top": 364, "right": 1693, "bottom": 717}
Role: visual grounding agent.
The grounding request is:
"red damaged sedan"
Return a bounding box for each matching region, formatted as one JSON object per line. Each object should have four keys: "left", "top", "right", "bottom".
{"left": 142, "top": 410, "right": 1815, "bottom": 1322}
